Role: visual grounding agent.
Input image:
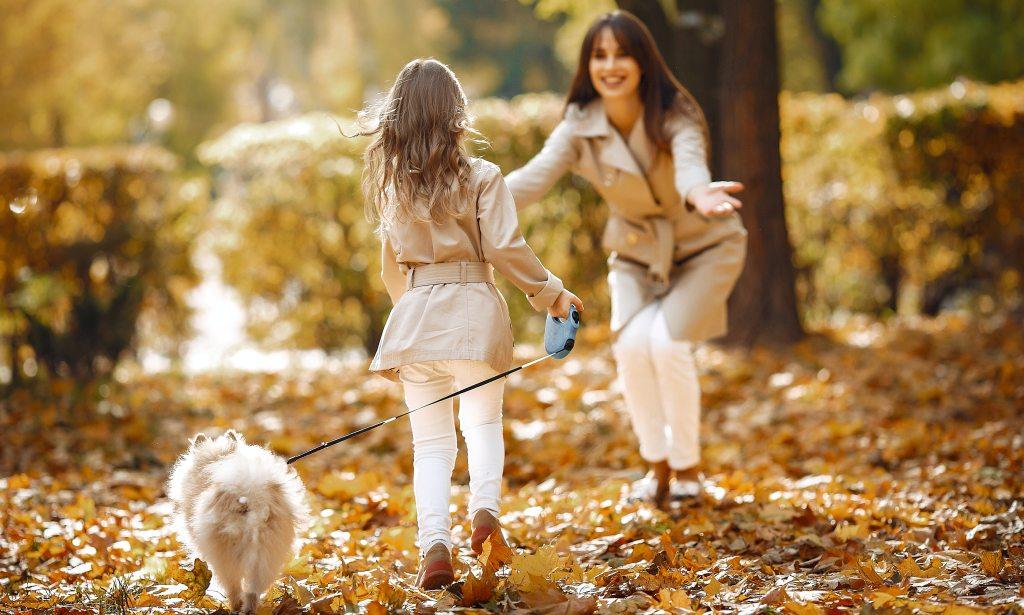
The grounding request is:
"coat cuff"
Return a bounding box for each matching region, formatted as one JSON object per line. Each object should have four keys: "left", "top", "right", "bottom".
{"left": 678, "top": 168, "right": 712, "bottom": 207}
{"left": 527, "top": 271, "right": 564, "bottom": 311}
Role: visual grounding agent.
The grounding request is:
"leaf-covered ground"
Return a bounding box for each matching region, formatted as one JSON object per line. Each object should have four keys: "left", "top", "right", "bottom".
{"left": 2, "top": 312, "right": 1022, "bottom": 613}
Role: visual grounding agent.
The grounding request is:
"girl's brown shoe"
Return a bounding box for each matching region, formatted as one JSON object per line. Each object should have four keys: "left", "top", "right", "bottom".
{"left": 416, "top": 542, "right": 455, "bottom": 590}
{"left": 470, "top": 509, "right": 502, "bottom": 555}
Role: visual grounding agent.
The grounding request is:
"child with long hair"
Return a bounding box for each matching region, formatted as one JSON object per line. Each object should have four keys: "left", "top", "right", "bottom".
{"left": 360, "top": 58, "right": 583, "bottom": 589}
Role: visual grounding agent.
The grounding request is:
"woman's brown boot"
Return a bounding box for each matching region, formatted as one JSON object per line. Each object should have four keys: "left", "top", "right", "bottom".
{"left": 652, "top": 460, "right": 671, "bottom": 506}
{"left": 470, "top": 509, "right": 502, "bottom": 555}
{"left": 415, "top": 542, "right": 455, "bottom": 589}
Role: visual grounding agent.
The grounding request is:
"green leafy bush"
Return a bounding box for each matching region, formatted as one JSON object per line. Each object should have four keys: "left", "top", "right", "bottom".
{"left": 197, "top": 117, "right": 395, "bottom": 354}
{"left": 0, "top": 146, "right": 203, "bottom": 389}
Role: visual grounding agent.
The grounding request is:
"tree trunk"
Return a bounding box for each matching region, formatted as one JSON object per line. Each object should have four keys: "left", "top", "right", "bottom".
{"left": 804, "top": 0, "right": 843, "bottom": 91}
{"left": 717, "top": 0, "right": 802, "bottom": 344}
{"left": 616, "top": 0, "right": 804, "bottom": 345}
{"left": 617, "top": 0, "right": 721, "bottom": 170}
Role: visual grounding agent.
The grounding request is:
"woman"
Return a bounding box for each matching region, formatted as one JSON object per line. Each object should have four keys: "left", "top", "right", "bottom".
{"left": 506, "top": 10, "right": 747, "bottom": 505}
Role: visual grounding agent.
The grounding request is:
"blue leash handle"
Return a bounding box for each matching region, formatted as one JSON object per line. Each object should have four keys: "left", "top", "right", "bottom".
{"left": 545, "top": 304, "right": 580, "bottom": 359}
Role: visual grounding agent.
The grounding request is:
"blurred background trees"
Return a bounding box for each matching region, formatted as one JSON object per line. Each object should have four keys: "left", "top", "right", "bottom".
{"left": 817, "top": 0, "right": 1024, "bottom": 93}
{"left": 4, "top": 0, "right": 1022, "bottom": 155}
{"left": 2, "top": 0, "right": 1022, "bottom": 392}
{"left": 0, "top": 0, "right": 573, "bottom": 162}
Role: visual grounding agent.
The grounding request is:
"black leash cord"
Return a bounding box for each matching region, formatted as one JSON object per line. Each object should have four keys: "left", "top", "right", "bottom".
{"left": 286, "top": 351, "right": 558, "bottom": 465}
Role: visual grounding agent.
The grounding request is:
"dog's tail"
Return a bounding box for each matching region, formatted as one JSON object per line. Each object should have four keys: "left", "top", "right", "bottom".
{"left": 208, "top": 445, "right": 312, "bottom": 535}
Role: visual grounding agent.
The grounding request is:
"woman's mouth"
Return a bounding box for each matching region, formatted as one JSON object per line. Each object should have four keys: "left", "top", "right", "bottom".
{"left": 600, "top": 76, "right": 627, "bottom": 88}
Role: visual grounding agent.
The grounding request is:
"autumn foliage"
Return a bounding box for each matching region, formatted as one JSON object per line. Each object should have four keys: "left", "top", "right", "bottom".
{"left": 1, "top": 313, "right": 1022, "bottom": 612}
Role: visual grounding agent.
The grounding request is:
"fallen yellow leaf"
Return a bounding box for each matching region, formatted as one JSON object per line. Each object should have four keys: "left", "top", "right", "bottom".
{"left": 785, "top": 600, "right": 824, "bottom": 615}
{"left": 460, "top": 569, "right": 497, "bottom": 607}
{"left": 980, "top": 551, "right": 1003, "bottom": 577}
{"left": 657, "top": 588, "right": 691, "bottom": 609}
{"left": 509, "top": 545, "right": 567, "bottom": 593}
{"left": 705, "top": 578, "right": 724, "bottom": 598}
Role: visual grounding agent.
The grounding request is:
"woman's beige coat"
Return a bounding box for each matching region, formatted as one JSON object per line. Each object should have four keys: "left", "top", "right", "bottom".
{"left": 370, "top": 158, "right": 564, "bottom": 380}
{"left": 506, "top": 98, "right": 747, "bottom": 342}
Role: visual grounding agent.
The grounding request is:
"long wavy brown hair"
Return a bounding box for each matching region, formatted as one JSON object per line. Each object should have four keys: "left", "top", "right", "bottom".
{"left": 358, "top": 59, "right": 476, "bottom": 232}
{"left": 566, "top": 10, "right": 709, "bottom": 155}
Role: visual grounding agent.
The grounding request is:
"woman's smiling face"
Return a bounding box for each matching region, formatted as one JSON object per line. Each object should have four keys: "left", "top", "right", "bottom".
{"left": 589, "top": 28, "right": 641, "bottom": 101}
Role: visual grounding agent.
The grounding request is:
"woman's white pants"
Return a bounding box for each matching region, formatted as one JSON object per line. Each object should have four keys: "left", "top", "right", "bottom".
{"left": 612, "top": 301, "right": 701, "bottom": 470}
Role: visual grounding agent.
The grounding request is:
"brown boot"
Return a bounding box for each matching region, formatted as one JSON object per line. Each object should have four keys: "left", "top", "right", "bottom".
{"left": 415, "top": 542, "right": 455, "bottom": 590}
{"left": 470, "top": 509, "right": 502, "bottom": 555}
{"left": 652, "top": 460, "right": 671, "bottom": 507}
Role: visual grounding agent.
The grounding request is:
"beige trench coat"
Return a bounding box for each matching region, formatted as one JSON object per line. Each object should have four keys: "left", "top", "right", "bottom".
{"left": 369, "top": 158, "right": 564, "bottom": 381}
{"left": 506, "top": 98, "right": 747, "bottom": 342}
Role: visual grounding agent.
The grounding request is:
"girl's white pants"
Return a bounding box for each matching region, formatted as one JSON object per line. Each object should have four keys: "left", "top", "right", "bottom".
{"left": 400, "top": 360, "right": 504, "bottom": 553}
{"left": 612, "top": 301, "right": 701, "bottom": 470}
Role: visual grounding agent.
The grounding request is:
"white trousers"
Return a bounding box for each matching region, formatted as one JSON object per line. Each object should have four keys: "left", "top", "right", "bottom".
{"left": 399, "top": 359, "right": 504, "bottom": 553}
{"left": 612, "top": 301, "right": 701, "bottom": 470}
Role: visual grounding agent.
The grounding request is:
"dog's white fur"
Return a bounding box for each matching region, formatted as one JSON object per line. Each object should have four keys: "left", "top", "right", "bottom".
{"left": 167, "top": 430, "right": 311, "bottom": 614}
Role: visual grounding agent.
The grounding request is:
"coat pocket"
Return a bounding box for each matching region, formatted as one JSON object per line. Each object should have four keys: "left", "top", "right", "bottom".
{"left": 601, "top": 215, "right": 657, "bottom": 264}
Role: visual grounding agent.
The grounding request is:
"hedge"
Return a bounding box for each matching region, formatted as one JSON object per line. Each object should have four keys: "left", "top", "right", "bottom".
{"left": 0, "top": 146, "right": 203, "bottom": 390}
{"left": 782, "top": 79, "right": 1024, "bottom": 320}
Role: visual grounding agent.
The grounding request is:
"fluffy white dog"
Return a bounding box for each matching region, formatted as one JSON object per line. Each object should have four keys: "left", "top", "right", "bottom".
{"left": 167, "top": 430, "right": 311, "bottom": 614}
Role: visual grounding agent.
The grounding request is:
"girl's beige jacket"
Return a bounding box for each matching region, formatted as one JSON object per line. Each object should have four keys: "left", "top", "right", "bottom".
{"left": 506, "top": 98, "right": 747, "bottom": 342}
{"left": 369, "top": 158, "right": 563, "bottom": 380}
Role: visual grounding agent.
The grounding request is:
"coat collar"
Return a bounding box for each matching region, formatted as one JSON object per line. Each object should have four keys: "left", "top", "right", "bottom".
{"left": 571, "top": 98, "right": 612, "bottom": 138}
{"left": 570, "top": 98, "right": 656, "bottom": 177}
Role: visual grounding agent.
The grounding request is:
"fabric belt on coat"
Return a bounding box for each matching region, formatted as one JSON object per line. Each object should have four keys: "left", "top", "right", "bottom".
{"left": 406, "top": 261, "right": 495, "bottom": 289}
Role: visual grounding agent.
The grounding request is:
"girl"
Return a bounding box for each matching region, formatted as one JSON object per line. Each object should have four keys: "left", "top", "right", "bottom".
{"left": 505, "top": 11, "right": 747, "bottom": 506}
{"left": 362, "top": 59, "right": 583, "bottom": 589}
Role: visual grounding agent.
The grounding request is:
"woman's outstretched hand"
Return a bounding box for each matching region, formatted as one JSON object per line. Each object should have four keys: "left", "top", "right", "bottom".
{"left": 686, "top": 181, "right": 745, "bottom": 218}
{"left": 549, "top": 290, "right": 584, "bottom": 319}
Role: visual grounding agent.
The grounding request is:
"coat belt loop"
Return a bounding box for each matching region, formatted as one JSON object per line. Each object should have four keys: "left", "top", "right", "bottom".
{"left": 406, "top": 268, "right": 415, "bottom": 290}
{"left": 459, "top": 261, "right": 468, "bottom": 284}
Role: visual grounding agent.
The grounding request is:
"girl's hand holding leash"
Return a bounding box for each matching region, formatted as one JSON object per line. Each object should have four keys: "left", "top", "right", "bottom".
{"left": 549, "top": 290, "right": 584, "bottom": 320}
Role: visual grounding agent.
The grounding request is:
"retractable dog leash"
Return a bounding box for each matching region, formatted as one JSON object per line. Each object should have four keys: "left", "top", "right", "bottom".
{"left": 287, "top": 305, "right": 581, "bottom": 465}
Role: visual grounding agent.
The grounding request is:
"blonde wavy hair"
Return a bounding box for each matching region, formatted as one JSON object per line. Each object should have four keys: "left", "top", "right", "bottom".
{"left": 358, "top": 59, "right": 477, "bottom": 232}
